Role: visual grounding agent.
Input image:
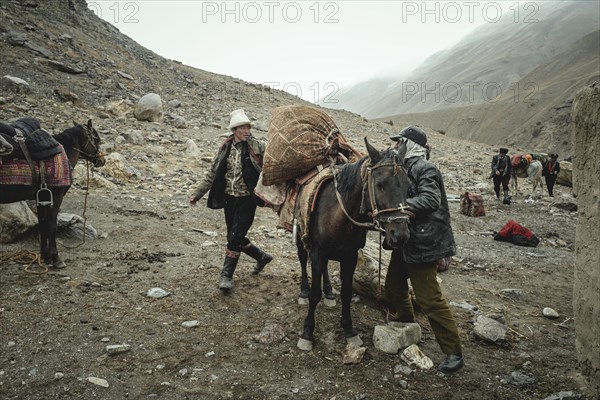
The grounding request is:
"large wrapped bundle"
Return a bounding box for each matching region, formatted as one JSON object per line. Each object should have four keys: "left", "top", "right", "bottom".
{"left": 262, "top": 105, "right": 356, "bottom": 186}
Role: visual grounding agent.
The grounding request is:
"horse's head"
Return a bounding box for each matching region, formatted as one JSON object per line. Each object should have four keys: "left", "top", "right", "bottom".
{"left": 364, "top": 137, "right": 411, "bottom": 248}
{"left": 73, "top": 119, "right": 105, "bottom": 167}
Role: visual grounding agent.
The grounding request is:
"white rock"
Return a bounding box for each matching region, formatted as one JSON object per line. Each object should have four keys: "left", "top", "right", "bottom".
{"left": 147, "top": 287, "right": 170, "bottom": 298}
{"left": 86, "top": 376, "right": 109, "bottom": 387}
{"left": 106, "top": 344, "right": 131, "bottom": 354}
{"left": 182, "top": 320, "right": 200, "bottom": 328}
{"left": 542, "top": 307, "right": 560, "bottom": 319}
{"left": 400, "top": 344, "right": 433, "bottom": 370}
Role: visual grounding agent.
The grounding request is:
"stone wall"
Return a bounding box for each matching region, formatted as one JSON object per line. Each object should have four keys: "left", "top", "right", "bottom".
{"left": 571, "top": 82, "right": 600, "bottom": 398}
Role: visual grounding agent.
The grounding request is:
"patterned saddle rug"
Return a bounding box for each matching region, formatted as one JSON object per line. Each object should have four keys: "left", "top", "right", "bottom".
{"left": 277, "top": 166, "right": 334, "bottom": 250}
{"left": 0, "top": 145, "right": 71, "bottom": 187}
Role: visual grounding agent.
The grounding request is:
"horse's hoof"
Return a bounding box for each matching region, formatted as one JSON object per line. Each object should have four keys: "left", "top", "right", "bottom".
{"left": 323, "top": 297, "right": 336, "bottom": 308}
{"left": 52, "top": 259, "right": 66, "bottom": 269}
{"left": 297, "top": 337, "right": 313, "bottom": 351}
{"left": 298, "top": 297, "right": 309, "bottom": 305}
{"left": 346, "top": 335, "right": 363, "bottom": 347}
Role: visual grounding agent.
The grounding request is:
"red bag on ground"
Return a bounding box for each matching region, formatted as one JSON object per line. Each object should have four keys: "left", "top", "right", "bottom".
{"left": 494, "top": 219, "right": 540, "bottom": 247}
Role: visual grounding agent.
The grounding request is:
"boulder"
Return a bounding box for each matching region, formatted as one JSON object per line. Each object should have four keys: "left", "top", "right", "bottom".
{"left": 134, "top": 93, "right": 163, "bottom": 122}
{"left": 1, "top": 75, "right": 30, "bottom": 93}
{"left": 556, "top": 161, "right": 572, "bottom": 187}
{"left": 0, "top": 202, "right": 37, "bottom": 243}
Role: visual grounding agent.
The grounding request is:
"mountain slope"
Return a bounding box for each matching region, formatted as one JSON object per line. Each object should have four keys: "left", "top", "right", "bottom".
{"left": 331, "top": 0, "right": 599, "bottom": 119}
{"left": 380, "top": 29, "right": 600, "bottom": 157}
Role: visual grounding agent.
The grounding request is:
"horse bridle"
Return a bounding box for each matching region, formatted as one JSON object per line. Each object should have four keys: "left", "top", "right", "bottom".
{"left": 73, "top": 124, "right": 104, "bottom": 166}
{"left": 331, "top": 155, "right": 414, "bottom": 232}
{"left": 363, "top": 158, "right": 414, "bottom": 232}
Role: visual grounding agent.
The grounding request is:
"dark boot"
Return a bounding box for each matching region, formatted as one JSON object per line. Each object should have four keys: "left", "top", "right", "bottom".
{"left": 438, "top": 354, "right": 464, "bottom": 373}
{"left": 219, "top": 254, "right": 239, "bottom": 293}
{"left": 242, "top": 244, "right": 273, "bottom": 274}
{"left": 502, "top": 190, "right": 511, "bottom": 205}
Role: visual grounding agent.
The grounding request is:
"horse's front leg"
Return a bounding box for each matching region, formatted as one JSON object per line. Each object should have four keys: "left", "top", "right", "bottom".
{"left": 340, "top": 251, "right": 362, "bottom": 346}
{"left": 297, "top": 243, "right": 310, "bottom": 305}
{"left": 297, "top": 249, "right": 324, "bottom": 351}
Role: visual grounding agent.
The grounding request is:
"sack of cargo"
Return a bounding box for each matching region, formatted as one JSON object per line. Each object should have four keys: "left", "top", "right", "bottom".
{"left": 459, "top": 191, "right": 486, "bottom": 217}
{"left": 262, "top": 105, "right": 360, "bottom": 186}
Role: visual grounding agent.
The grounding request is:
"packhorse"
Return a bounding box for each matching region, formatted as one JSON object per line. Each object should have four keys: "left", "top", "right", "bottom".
{"left": 296, "top": 138, "right": 412, "bottom": 351}
{"left": 511, "top": 155, "right": 543, "bottom": 194}
{"left": 0, "top": 119, "right": 105, "bottom": 268}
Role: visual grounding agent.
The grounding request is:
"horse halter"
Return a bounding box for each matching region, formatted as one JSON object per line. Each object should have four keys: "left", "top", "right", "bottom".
{"left": 363, "top": 158, "right": 414, "bottom": 233}
{"left": 73, "top": 124, "right": 105, "bottom": 167}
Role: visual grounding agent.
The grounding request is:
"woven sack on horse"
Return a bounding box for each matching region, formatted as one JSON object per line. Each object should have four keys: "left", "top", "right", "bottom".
{"left": 459, "top": 191, "right": 486, "bottom": 217}
{"left": 0, "top": 145, "right": 71, "bottom": 187}
{"left": 261, "top": 105, "right": 360, "bottom": 186}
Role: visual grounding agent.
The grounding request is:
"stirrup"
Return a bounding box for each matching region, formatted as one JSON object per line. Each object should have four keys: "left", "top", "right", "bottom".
{"left": 36, "top": 184, "right": 54, "bottom": 207}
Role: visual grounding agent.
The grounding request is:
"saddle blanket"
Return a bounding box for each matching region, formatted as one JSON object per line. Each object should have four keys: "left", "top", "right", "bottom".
{"left": 277, "top": 166, "right": 334, "bottom": 250}
{"left": 0, "top": 145, "right": 71, "bottom": 187}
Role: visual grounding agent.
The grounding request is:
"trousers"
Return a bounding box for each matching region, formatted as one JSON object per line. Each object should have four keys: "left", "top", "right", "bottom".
{"left": 385, "top": 251, "right": 462, "bottom": 355}
{"left": 223, "top": 194, "right": 257, "bottom": 252}
{"left": 493, "top": 174, "right": 511, "bottom": 196}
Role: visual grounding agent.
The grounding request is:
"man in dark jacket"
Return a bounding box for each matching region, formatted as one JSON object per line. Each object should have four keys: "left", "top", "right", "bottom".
{"left": 542, "top": 153, "right": 560, "bottom": 197}
{"left": 491, "top": 148, "right": 512, "bottom": 204}
{"left": 189, "top": 109, "right": 272, "bottom": 293}
{"left": 386, "top": 126, "right": 464, "bottom": 373}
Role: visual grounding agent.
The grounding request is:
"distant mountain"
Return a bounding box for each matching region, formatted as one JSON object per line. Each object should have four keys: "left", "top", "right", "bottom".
{"left": 330, "top": 0, "right": 599, "bottom": 120}
{"left": 382, "top": 29, "right": 600, "bottom": 158}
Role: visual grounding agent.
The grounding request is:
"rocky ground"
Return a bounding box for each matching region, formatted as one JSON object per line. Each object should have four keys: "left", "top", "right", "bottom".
{"left": 0, "top": 100, "right": 585, "bottom": 400}
{"left": 0, "top": 1, "right": 588, "bottom": 399}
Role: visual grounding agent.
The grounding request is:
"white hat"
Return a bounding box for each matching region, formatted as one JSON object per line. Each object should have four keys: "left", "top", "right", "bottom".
{"left": 228, "top": 109, "right": 252, "bottom": 130}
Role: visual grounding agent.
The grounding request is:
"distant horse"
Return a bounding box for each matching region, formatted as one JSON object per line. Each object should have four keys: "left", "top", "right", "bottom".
{"left": 296, "top": 138, "right": 412, "bottom": 351}
{"left": 0, "top": 119, "right": 105, "bottom": 268}
{"left": 511, "top": 156, "right": 543, "bottom": 194}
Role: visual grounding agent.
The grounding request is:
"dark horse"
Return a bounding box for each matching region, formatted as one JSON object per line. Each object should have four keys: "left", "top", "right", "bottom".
{"left": 0, "top": 119, "right": 105, "bottom": 268}
{"left": 296, "top": 138, "right": 412, "bottom": 351}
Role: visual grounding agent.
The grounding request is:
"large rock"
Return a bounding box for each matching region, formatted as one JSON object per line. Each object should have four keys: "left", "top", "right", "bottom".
{"left": 0, "top": 202, "right": 37, "bottom": 243}
{"left": 572, "top": 83, "right": 600, "bottom": 399}
{"left": 556, "top": 160, "right": 573, "bottom": 187}
{"left": 373, "top": 322, "right": 421, "bottom": 354}
{"left": 1, "top": 75, "right": 30, "bottom": 93}
{"left": 134, "top": 93, "right": 163, "bottom": 122}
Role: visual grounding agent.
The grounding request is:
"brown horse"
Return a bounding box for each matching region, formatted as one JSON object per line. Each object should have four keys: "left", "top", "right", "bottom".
{"left": 296, "top": 138, "right": 412, "bottom": 351}
{"left": 0, "top": 119, "right": 105, "bottom": 268}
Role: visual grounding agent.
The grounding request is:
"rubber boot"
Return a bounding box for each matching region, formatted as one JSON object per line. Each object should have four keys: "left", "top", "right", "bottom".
{"left": 242, "top": 244, "right": 273, "bottom": 274}
{"left": 219, "top": 254, "right": 239, "bottom": 293}
{"left": 502, "top": 190, "right": 511, "bottom": 205}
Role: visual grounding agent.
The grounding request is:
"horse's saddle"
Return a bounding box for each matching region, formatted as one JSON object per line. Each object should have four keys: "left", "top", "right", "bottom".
{"left": 0, "top": 117, "right": 62, "bottom": 161}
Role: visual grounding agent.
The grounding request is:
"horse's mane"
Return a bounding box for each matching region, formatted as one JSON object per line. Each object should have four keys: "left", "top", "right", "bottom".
{"left": 53, "top": 125, "right": 83, "bottom": 147}
{"left": 336, "top": 157, "right": 368, "bottom": 196}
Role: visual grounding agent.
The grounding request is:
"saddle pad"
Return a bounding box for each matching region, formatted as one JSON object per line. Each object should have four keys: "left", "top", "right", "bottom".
{"left": 277, "top": 167, "right": 333, "bottom": 250}
{"left": 0, "top": 145, "right": 71, "bottom": 187}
